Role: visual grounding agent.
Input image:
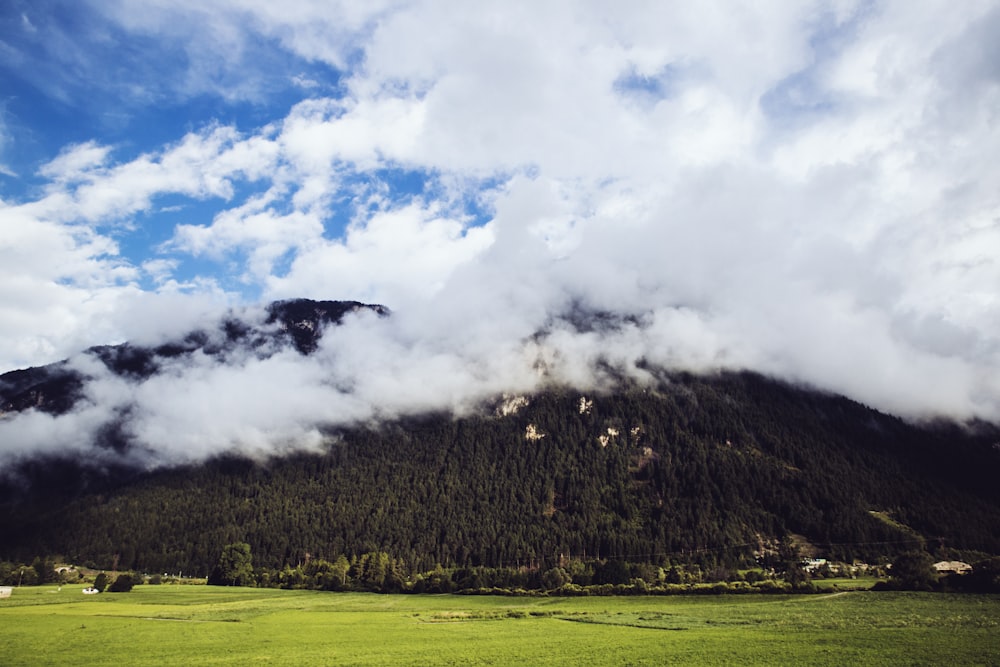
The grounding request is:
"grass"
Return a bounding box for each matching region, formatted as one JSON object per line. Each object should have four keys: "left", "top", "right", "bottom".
{"left": 1, "top": 584, "right": 998, "bottom": 665}
{"left": 810, "top": 575, "right": 880, "bottom": 590}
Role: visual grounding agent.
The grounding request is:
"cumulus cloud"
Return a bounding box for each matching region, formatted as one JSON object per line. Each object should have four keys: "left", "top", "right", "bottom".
{"left": 2, "top": 0, "right": 1000, "bottom": 467}
{"left": 0, "top": 197, "right": 137, "bottom": 366}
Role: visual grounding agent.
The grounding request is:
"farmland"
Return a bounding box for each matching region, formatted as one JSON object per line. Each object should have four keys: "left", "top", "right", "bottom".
{"left": 1, "top": 585, "right": 997, "bottom": 665}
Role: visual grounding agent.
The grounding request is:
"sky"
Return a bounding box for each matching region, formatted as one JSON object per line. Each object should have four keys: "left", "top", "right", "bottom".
{"left": 1, "top": 1, "right": 1000, "bottom": 465}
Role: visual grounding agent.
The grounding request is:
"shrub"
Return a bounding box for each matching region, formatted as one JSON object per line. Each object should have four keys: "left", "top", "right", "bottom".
{"left": 889, "top": 551, "right": 936, "bottom": 591}
{"left": 555, "top": 583, "right": 588, "bottom": 596}
{"left": 108, "top": 574, "right": 135, "bottom": 593}
{"left": 752, "top": 579, "right": 790, "bottom": 594}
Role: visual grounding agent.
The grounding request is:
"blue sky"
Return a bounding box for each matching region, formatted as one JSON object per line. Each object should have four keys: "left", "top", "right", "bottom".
{"left": 2, "top": 0, "right": 1000, "bottom": 462}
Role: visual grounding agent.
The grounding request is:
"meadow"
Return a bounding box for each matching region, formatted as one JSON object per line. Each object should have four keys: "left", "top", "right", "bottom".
{"left": 1, "top": 584, "right": 997, "bottom": 666}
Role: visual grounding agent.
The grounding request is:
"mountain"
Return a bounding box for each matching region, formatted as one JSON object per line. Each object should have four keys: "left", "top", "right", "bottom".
{"left": 0, "top": 299, "right": 388, "bottom": 417}
{"left": 1, "top": 299, "right": 998, "bottom": 578}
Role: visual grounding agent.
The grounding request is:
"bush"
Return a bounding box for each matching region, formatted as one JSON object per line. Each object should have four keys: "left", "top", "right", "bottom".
{"left": 752, "top": 579, "right": 790, "bottom": 594}
{"left": 727, "top": 581, "right": 753, "bottom": 594}
{"left": 690, "top": 583, "right": 719, "bottom": 595}
{"left": 889, "top": 551, "right": 936, "bottom": 591}
{"left": 969, "top": 557, "right": 1000, "bottom": 593}
{"left": 108, "top": 574, "right": 135, "bottom": 593}
{"left": 540, "top": 567, "right": 570, "bottom": 590}
{"left": 14, "top": 567, "right": 38, "bottom": 586}
{"left": 32, "top": 557, "right": 57, "bottom": 585}
{"left": 555, "top": 583, "right": 588, "bottom": 596}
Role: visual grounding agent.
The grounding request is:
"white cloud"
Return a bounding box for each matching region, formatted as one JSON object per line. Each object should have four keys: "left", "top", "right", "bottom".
{"left": 141, "top": 258, "right": 180, "bottom": 285}
{"left": 0, "top": 125, "right": 267, "bottom": 371}
{"left": 291, "top": 73, "right": 320, "bottom": 89}
{"left": 27, "top": 127, "right": 270, "bottom": 226}
{"left": 37, "top": 141, "right": 113, "bottom": 183}
{"left": 267, "top": 199, "right": 494, "bottom": 305}
{"left": 172, "top": 191, "right": 324, "bottom": 281}
{"left": 0, "top": 105, "right": 15, "bottom": 177}
{"left": 84, "top": 0, "right": 394, "bottom": 100}
{"left": 0, "top": 197, "right": 139, "bottom": 368}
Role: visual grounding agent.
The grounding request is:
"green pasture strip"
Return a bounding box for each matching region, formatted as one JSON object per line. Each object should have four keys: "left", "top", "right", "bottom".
{"left": 1, "top": 585, "right": 997, "bottom": 666}
{"left": 810, "top": 576, "right": 878, "bottom": 590}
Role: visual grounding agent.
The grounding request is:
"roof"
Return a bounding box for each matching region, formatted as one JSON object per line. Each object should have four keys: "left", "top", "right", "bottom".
{"left": 933, "top": 561, "right": 972, "bottom": 573}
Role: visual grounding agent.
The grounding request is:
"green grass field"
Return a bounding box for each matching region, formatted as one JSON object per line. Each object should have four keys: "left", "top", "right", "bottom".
{"left": 1, "top": 585, "right": 997, "bottom": 665}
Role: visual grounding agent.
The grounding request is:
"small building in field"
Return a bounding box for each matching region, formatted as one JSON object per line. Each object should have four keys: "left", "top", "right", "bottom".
{"left": 803, "top": 558, "right": 828, "bottom": 572}
{"left": 933, "top": 561, "right": 972, "bottom": 575}
{"left": 0, "top": 587, "right": 12, "bottom": 598}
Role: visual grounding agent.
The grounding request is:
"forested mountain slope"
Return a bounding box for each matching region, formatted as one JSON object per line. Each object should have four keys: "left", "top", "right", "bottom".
{"left": 2, "top": 371, "right": 998, "bottom": 575}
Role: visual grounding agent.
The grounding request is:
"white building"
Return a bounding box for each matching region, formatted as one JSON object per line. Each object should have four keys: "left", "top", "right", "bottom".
{"left": 933, "top": 561, "right": 972, "bottom": 575}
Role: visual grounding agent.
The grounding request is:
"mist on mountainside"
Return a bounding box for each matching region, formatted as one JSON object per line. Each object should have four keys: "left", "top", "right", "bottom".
{"left": 2, "top": 294, "right": 999, "bottom": 471}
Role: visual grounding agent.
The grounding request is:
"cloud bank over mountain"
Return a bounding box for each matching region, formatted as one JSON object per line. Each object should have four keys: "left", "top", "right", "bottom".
{"left": 1, "top": 1, "right": 999, "bottom": 464}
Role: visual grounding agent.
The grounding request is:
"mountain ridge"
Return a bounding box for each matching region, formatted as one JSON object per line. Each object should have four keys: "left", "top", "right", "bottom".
{"left": 0, "top": 299, "right": 388, "bottom": 416}
{"left": 1, "top": 299, "right": 998, "bottom": 576}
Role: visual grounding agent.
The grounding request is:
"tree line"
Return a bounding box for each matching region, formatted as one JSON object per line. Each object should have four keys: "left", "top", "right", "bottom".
{"left": 205, "top": 541, "right": 1000, "bottom": 595}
